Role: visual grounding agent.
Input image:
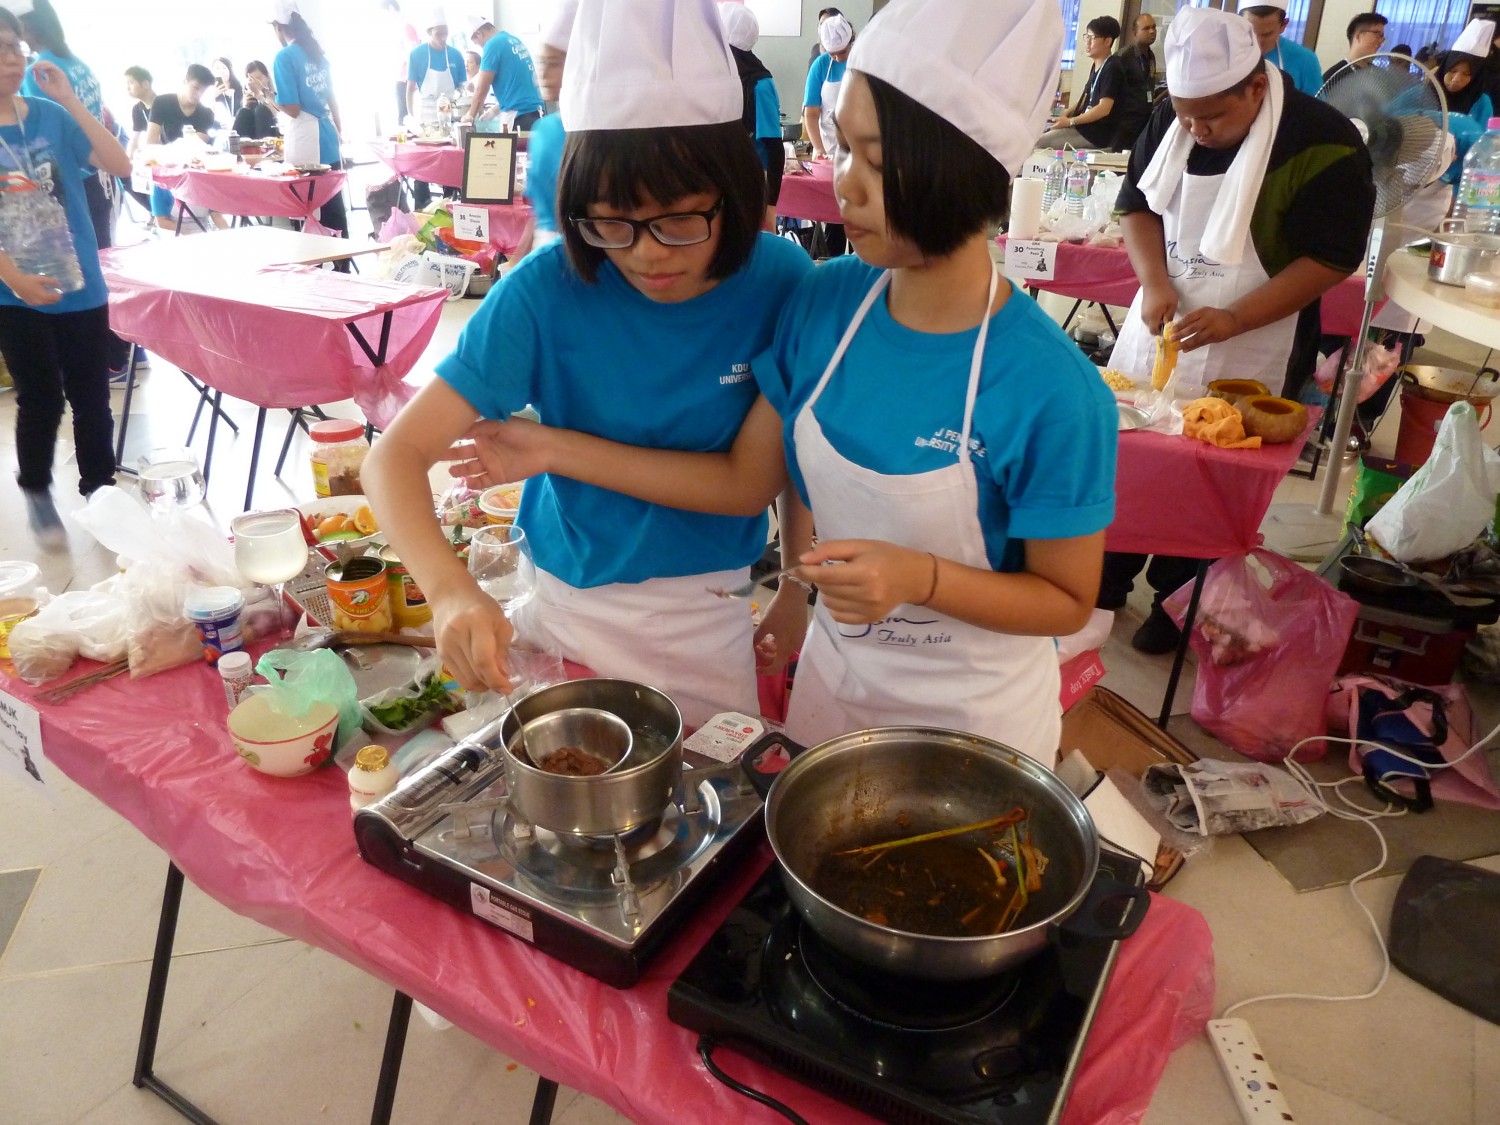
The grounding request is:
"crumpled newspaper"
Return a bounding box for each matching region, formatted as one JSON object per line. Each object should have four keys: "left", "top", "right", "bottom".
{"left": 1142, "top": 759, "right": 1324, "bottom": 836}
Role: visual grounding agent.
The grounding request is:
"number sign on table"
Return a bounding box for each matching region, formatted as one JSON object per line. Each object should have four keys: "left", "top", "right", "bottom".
{"left": 452, "top": 204, "right": 491, "bottom": 244}
{"left": 1005, "top": 238, "right": 1058, "bottom": 282}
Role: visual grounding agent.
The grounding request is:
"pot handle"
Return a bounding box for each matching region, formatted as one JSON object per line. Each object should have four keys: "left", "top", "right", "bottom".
{"left": 1056, "top": 872, "right": 1150, "bottom": 943}
{"left": 739, "top": 731, "right": 809, "bottom": 799}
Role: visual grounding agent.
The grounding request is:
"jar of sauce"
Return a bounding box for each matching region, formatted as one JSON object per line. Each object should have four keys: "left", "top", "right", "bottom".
{"left": 309, "top": 419, "right": 370, "bottom": 498}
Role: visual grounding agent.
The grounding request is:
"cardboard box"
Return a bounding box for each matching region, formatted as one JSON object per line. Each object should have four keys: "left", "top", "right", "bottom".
{"left": 1059, "top": 687, "right": 1198, "bottom": 889}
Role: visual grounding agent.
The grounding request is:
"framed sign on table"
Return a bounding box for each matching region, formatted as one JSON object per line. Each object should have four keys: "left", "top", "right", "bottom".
{"left": 460, "top": 132, "right": 517, "bottom": 204}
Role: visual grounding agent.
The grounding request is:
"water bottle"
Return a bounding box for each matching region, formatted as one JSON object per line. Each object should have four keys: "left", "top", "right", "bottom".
{"left": 1456, "top": 118, "right": 1500, "bottom": 233}
{"left": 4, "top": 188, "right": 84, "bottom": 293}
{"left": 1064, "top": 150, "right": 1091, "bottom": 217}
{"left": 1041, "top": 150, "right": 1067, "bottom": 212}
{"left": 437, "top": 95, "right": 452, "bottom": 131}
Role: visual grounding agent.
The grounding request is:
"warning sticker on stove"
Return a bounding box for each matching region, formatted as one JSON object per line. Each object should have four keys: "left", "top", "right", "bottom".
{"left": 683, "top": 712, "right": 764, "bottom": 763}
{"left": 470, "top": 885, "right": 535, "bottom": 943}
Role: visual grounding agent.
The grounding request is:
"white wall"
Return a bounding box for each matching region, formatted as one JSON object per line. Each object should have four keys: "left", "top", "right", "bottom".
{"left": 1068, "top": 0, "right": 1127, "bottom": 98}
{"left": 1313, "top": 0, "right": 1371, "bottom": 70}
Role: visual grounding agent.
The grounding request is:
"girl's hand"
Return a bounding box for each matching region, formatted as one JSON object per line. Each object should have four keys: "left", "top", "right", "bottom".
{"left": 796, "top": 539, "right": 937, "bottom": 624}
{"left": 430, "top": 585, "right": 515, "bottom": 692}
{"left": 447, "top": 417, "right": 555, "bottom": 487}
{"left": 31, "top": 61, "right": 78, "bottom": 106}
{"left": 10, "top": 273, "right": 63, "bottom": 307}
{"left": 753, "top": 581, "right": 810, "bottom": 674}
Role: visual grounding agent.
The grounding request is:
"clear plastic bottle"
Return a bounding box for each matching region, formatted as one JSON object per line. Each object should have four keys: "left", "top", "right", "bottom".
{"left": 4, "top": 201, "right": 84, "bottom": 293}
{"left": 218, "top": 650, "right": 254, "bottom": 709}
{"left": 1041, "top": 150, "right": 1067, "bottom": 213}
{"left": 349, "top": 745, "right": 399, "bottom": 811}
{"left": 1456, "top": 118, "right": 1500, "bottom": 234}
{"left": 1064, "top": 150, "right": 1091, "bottom": 217}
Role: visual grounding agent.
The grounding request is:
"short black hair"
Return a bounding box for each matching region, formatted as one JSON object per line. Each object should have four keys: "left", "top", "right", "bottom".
{"left": 864, "top": 73, "right": 1010, "bottom": 258}
{"left": 0, "top": 6, "right": 18, "bottom": 39}
{"left": 185, "top": 63, "right": 214, "bottom": 88}
{"left": 557, "top": 121, "right": 765, "bottom": 284}
{"left": 818, "top": 7, "right": 843, "bottom": 19}
{"left": 1241, "top": 6, "right": 1287, "bottom": 21}
{"left": 125, "top": 65, "right": 152, "bottom": 84}
{"left": 245, "top": 60, "right": 268, "bottom": 78}
{"left": 1086, "top": 15, "right": 1121, "bottom": 42}
{"left": 1346, "top": 12, "right": 1387, "bottom": 43}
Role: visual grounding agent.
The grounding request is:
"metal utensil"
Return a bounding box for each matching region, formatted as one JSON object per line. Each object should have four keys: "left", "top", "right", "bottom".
{"left": 708, "top": 567, "right": 814, "bottom": 600}
{"left": 1117, "top": 403, "right": 1150, "bottom": 432}
{"left": 1347, "top": 527, "right": 1492, "bottom": 607}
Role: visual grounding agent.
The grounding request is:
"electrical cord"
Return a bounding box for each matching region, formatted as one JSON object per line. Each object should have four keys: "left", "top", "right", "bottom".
{"left": 697, "top": 1036, "right": 810, "bottom": 1125}
{"left": 1217, "top": 706, "right": 1500, "bottom": 1019}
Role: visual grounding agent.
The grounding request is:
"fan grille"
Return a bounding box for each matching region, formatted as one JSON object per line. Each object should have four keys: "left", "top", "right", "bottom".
{"left": 1319, "top": 60, "right": 1447, "bottom": 218}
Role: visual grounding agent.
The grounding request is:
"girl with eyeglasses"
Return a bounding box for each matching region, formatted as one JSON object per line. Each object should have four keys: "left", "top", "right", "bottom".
{"left": 364, "top": 0, "right": 811, "bottom": 712}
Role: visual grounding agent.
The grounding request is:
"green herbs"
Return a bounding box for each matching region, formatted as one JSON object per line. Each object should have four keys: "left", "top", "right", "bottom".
{"left": 366, "top": 674, "right": 453, "bottom": 731}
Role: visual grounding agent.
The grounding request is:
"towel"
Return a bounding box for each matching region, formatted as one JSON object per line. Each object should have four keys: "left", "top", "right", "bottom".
{"left": 1137, "top": 64, "right": 1284, "bottom": 267}
{"left": 1182, "top": 397, "right": 1261, "bottom": 449}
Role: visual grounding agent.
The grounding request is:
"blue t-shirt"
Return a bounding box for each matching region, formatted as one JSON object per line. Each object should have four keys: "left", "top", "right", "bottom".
{"left": 753, "top": 75, "right": 780, "bottom": 142}
{"left": 272, "top": 43, "right": 340, "bottom": 166}
{"left": 406, "top": 43, "right": 466, "bottom": 92}
{"left": 22, "top": 51, "right": 103, "bottom": 179}
{"left": 758, "top": 257, "right": 1117, "bottom": 572}
{"left": 437, "top": 234, "right": 813, "bottom": 587}
{"left": 0, "top": 98, "right": 106, "bottom": 313}
{"left": 1267, "top": 37, "right": 1323, "bottom": 96}
{"left": 480, "top": 32, "right": 543, "bottom": 115}
{"left": 524, "top": 111, "right": 565, "bottom": 233}
{"left": 804, "top": 54, "right": 845, "bottom": 107}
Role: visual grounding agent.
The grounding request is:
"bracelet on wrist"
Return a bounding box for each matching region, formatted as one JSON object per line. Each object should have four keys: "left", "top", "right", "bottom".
{"left": 915, "top": 552, "right": 940, "bottom": 607}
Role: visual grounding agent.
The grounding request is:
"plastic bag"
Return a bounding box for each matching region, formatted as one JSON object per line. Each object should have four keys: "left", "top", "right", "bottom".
{"left": 1314, "top": 340, "right": 1400, "bottom": 402}
{"left": 420, "top": 250, "right": 476, "bottom": 299}
{"left": 252, "top": 648, "right": 362, "bottom": 754}
{"left": 7, "top": 582, "right": 129, "bottom": 684}
{"left": 1366, "top": 402, "right": 1500, "bottom": 564}
{"left": 1163, "top": 549, "right": 1359, "bottom": 760}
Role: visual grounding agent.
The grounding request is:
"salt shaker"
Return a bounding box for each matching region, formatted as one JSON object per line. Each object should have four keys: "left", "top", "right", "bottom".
{"left": 218, "top": 651, "right": 254, "bottom": 709}
{"left": 349, "top": 745, "right": 398, "bottom": 811}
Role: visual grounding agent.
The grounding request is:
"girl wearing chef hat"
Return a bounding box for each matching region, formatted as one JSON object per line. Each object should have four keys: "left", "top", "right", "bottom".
{"left": 803, "top": 11, "right": 852, "bottom": 161}
{"left": 269, "top": 1, "right": 346, "bottom": 237}
{"left": 364, "top": 0, "right": 812, "bottom": 714}
{"left": 451, "top": 0, "right": 1117, "bottom": 766}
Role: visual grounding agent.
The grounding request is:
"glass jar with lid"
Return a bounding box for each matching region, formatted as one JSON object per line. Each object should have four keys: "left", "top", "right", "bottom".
{"left": 309, "top": 419, "right": 370, "bottom": 497}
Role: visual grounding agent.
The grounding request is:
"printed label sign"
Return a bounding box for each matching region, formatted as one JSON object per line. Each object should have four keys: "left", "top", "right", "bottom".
{"left": 1004, "top": 238, "right": 1057, "bottom": 281}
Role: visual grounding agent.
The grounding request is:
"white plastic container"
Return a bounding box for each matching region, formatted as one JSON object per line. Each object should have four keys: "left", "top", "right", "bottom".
{"left": 349, "top": 744, "right": 399, "bottom": 811}
{"left": 218, "top": 651, "right": 255, "bottom": 709}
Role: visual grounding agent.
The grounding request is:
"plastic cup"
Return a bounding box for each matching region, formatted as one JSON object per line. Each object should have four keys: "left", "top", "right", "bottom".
{"left": 478, "top": 482, "right": 524, "bottom": 526}
{"left": 184, "top": 586, "right": 247, "bottom": 665}
{"left": 0, "top": 560, "right": 41, "bottom": 660}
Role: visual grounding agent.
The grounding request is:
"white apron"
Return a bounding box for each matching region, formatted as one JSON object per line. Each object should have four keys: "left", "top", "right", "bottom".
{"left": 785, "top": 269, "right": 1062, "bottom": 768}
{"left": 277, "top": 109, "right": 321, "bottom": 166}
{"left": 513, "top": 566, "right": 760, "bottom": 724}
{"left": 416, "top": 47, "right": 457, "bottom": 125}
{"left": 817, "top": 64, "right": 842, "bottom": 156}
{"left": 1108, "top": 168, "right": 1297, "bottom": 395}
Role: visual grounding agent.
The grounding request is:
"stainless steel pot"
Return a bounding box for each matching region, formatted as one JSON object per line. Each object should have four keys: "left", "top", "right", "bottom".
{"left": 1400, "top": 364, "right": 1500, "bottom": 405}
{"left": 1428, "top": 221, "right": 1500, "bottom": 286}
{"left": 764, "top": 728, "right": 1147, "bottom": 981}
{"left": 497, "top": 679, "right": 682, "bottom": 836}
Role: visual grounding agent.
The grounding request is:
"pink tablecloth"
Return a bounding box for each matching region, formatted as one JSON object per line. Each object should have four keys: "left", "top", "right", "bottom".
{"left": 776, "top": 159, "right": 842, "bottom": 224}
{"left": 1108, "top": 411, "right": 1319, "bottom": 558}
{"left": 100, "top": 245, "right": 448, "bottom": 430}
{"left": 153, "top": 166, "right": 347, "bottom": 221}
{"left": 370, "top": 139, "right": 465, "bottom": 189}
{"left": 13, "top": 660, "right": 1213, "bottom": 1125}
{"left": 997, "top": 236, "right": 1144, "bottom": 308}
{"left": 471, "top": 201, "right": 535, "bottom": 256}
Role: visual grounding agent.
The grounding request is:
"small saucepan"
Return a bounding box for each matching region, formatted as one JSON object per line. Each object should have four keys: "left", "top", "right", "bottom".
{"left": 1429, "top": 221, "right": 1500, "bottom": 287}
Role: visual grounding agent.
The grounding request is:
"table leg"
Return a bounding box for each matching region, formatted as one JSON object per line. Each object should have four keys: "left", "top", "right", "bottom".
{"left": 368, "top": 991, "right": 412, "bottom": 1125}
{"left": 1100, "top": 303, "right": 1120, "bottom": 336}
{"left": 345, "top": 312, "right": 394, "bottom": 368}
{"left": 1157, "top": 560, "right": 1208, "bottom": 730}
{"left": 529, "top": 1078, "right": 560, "bottom": 1125}
{"left": 185, "top": 375, "right": 240, "bottom": 444}
{"left": 133, "top": 862, "right": 224, "bottom": 1125}
{"left": 1059, "top": 298, "right": 1084, "bottom": 333}
{"left": 202, "top": 391, "right": 222, "bottom": 488}
{"left": 114, "top": 346, "right": 141, "bottom": 473}
{"left": 242, "top": 408, "right": 269, "bottom": 511}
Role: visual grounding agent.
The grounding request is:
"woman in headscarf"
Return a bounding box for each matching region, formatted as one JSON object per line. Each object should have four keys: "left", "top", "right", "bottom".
{"left": 720, "top": 1, "right": 782, "bottom": 228}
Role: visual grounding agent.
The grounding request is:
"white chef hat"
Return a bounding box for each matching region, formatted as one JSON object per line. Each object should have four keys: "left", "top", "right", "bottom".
{"left": 464, "top": 14, "right": 493, "bottom": 37}
{"left": 9, "top": 0, "right": 34, "bottom": 15}
{"left": 1235, "top": 0, "right": 1286, "bottom": 11}
{"left": 561, "top": 0, "right": 741, "bottom": 131}
{"left": 847, "top": 0, "right": 1062, "bottom": 178}
{"left": 269, "top": 0, "right": 298, "bottom": 24}
{"left": 541, "top": 0, "right": 579, "bottom": 51}
{"left": 1452, "top": 18, "right": 1497, "bottom": 58}
{"left": 1167, "top": 7, "right": 1263, "bottom": 99}
{"left": 719, "top": 2, "right": 759, "bottom": 51}
{"left": 426, "top": 5, "right": 448, "bottom": 30}
{"left": 819, "top": 13, "right": 853, "bottom": 53}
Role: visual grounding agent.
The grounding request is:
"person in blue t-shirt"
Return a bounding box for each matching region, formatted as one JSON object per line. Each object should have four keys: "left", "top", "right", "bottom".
{"left": 404, "top": 13, "right": 465, "bottom": 126}
{"left": 0, "top": 9, "right": 131, "bottom": 547}
{"left": 720, "top": 2, "right": 783, "bottom": 228}
{"left": 271, "top": 4, "right": 347, "bottom": 240}
{"left": 466, "top": 19, "right": 544, "bottom": 131}
{"left": 450, "top": 0, "right": 1116, "bottom": 766}
{"left": 1239, "top": 2, "right": 1324, "bottom": 95}
{"left": 514, "top": 4, "right": 573, "bottom": 257}
{"left": 363, "top": 0, "right": 811, "bottom": 713}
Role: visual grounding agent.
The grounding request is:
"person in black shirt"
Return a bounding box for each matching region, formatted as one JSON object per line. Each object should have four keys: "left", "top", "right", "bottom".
{"left": 1037, "top": 16, "right": 1148, "bottom": 151}
{"left": 1321, "top": 12, "right": 1387, "bottom": 85}
{"left": 233, "top": 59, "right": 279, "bottom": 139}
{"left": 146, "top": 64, "right": 220, "bottom": 232}
{"left": 1127, "top": 13, "right": 1158, "bottom": 87}
{"left": 122, "top": 65, "right": 154, "bottom": 211}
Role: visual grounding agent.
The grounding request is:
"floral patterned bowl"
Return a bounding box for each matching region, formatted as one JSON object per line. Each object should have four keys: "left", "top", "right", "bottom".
{"left": 227, "top": 694, "right": 340, "bottom": 778}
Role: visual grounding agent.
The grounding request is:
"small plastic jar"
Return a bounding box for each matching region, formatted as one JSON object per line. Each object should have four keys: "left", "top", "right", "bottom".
{"left": 309, "top": 419, "right": 370, "bottom": 498}
{"left": 349, "top": 744, "right": 399, "bottom": 811}
{"left": 184, "top": 586, "right": 246, "bottom": 664}
{"left": 0, "top": 560, "right": 41, "bottom": 660}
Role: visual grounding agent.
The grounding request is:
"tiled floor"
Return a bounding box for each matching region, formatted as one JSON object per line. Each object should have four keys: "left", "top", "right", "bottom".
{"left": 1, "top": 264, "right": 1498, "bottom": 1124}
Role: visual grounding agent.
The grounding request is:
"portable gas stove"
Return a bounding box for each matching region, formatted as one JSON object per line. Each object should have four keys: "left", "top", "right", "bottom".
{"left": 668, "top": 850, "right": 1143, "bottom": 1125}
{"left": 353, "top": 721, "right": 766, "bottom": 988}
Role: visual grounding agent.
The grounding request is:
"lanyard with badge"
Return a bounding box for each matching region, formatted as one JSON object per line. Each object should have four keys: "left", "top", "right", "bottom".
{"left": 0, "top": 96, "right": 83, "bottom": 292}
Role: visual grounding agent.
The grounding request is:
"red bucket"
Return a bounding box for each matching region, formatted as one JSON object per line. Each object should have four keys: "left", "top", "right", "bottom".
{"left": 1394, "top": 389, "right": 1492, "bottom": 466}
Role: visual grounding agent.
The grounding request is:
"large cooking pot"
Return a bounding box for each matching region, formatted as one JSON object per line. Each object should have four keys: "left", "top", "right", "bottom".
{"left": 497, "top": 679, "right": 683, "bottom": 836}
{"left": 1428, "top": 222, "right": 1500, "bottom": 286}
{"left": 764, "top": 728, "right": 1148, "bottom": 981}
{"left": 1400, "top": 364, "right": 1500, "bottom": 406}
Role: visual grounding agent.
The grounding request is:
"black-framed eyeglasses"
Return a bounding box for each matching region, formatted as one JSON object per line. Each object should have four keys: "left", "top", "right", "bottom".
{"left": 570, "top": 198, "right": 724, "bottom": 249}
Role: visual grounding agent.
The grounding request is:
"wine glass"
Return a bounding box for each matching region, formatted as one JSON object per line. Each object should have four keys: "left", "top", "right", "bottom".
{"left": 136, "top": 446, "right": 206, "bottom": 512}
{"left": 468, "top": 525, "right": 537, "bottom": 617}
{"left": 231, "top": 509, "right": 310, "bottom": 638}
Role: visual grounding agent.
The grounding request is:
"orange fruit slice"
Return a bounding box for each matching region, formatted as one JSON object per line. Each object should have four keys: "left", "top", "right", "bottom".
{"left": 353, "top": 505, "right": 377, "bottom": 535}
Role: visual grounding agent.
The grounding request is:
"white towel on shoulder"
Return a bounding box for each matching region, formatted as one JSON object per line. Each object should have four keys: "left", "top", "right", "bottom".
{"left": 1136, "top": 64, "right": 1285, "bottom": 267}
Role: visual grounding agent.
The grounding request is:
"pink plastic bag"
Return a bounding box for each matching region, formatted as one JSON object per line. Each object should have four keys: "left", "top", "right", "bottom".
{"left": 1164, "top": 549, "right": 1359, "bottom": 760}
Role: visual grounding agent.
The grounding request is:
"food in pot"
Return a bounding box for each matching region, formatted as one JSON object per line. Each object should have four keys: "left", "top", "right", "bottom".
{"left": 810, "top": 809, "right": 1049, "bottom": 937}
{"left": 535, "top": 746, "right": 612, "bottom": 776}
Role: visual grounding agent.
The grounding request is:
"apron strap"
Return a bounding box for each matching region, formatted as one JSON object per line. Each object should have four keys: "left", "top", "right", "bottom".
{"left": 806, "top": 269, "right": 891, "bottom": 408}
{"left": 957, "top": 266, "right": 1000, "bottom": 466}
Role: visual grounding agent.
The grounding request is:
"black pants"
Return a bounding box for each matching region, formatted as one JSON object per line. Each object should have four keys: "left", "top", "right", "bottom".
{"left": 759, "top": 138, "right": 784, "bottom": 207}
{"left": 1097, "top": 551, "right": 1200, "bottom": 611}
{"left": 83, "top": 174, "right": 133, "bottom": 370}
{"left": 0, "top": 303, "right": 116, "bottom": 495}
{"left": 514, "top": 110, "right": 541, "bottom": 131}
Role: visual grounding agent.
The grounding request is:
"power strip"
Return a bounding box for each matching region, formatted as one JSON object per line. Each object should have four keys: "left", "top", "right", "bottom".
{"left": 1207, "top": 1018, "right": 1295, "bottom": 1124}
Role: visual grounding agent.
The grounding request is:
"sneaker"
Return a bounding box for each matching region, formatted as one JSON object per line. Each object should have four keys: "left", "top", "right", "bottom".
{"left": 108, "top": 362, "right": 135, "bottom": 386}
{"left": 22, "top": 488, "right": 67, "bottom": 550}
{"left": 1131, "top": 606, "right": 1181, "bottom": 655}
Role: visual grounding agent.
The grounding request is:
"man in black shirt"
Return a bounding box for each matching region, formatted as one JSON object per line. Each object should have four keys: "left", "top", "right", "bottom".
{"left": 145, "top": 63, "right": 221, "bottom": 232}
{"left": 1322, "top": 12, "right": 1387, "bottom": 85}
{"left": 1127, "top": 14, "right": 1158, "bottom": 87}
{"left": 1037, "top": 16, "right": 1148, "bottom": 151}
